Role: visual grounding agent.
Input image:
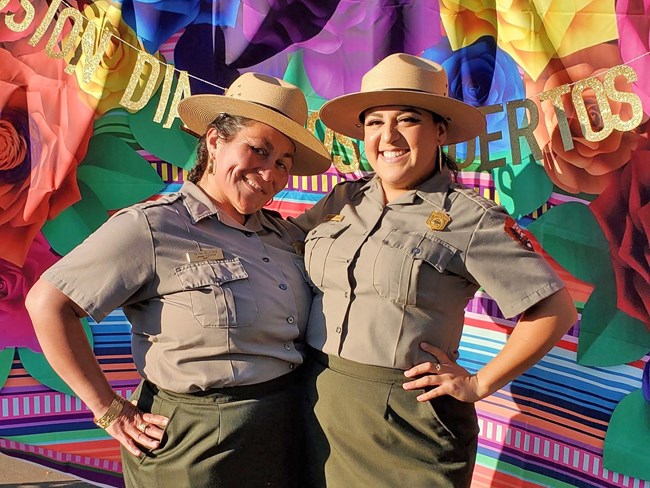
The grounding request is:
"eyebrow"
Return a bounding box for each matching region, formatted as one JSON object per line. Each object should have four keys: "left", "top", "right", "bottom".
{"left": 365, "top": 107, "right": 424, "bottom": 118}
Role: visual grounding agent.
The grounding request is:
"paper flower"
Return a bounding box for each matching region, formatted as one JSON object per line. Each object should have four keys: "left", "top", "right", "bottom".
{"left": 525, "top": 45, "right": 644, "bottom": 194}
{"left": 0, "top": 233, "right": 60, "bottom": 352}
{"left": 439, "top": 0, "right": 618, "bottom": 80}
{"left": 424, "top": 35, "right": 525, "bottom": 158}
{"left": 616, "top": 0, "right": 650, "bottom": 117}
{"left": 591, "top": 149, "right": 650, "bottom": 329}
{"left": 65, "top": 0, "right": 164, "bottom": 116}
{"left": 0, "top": 45, "right": 94, "bottom": 266}
{"left": 121, "top": 0, "right": 240, "bottom": 53}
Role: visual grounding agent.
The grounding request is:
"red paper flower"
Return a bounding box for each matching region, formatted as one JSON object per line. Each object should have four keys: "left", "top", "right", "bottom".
{"left": 591, "top": 148, "right": 650, "bottom": 329}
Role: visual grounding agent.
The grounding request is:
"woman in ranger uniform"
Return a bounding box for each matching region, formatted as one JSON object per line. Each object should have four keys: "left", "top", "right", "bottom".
{"left": 26, "top": 73, "right": 330, "bottom": 488}
{"left": 292, "top": 53, "right": 578, "bottom": 487}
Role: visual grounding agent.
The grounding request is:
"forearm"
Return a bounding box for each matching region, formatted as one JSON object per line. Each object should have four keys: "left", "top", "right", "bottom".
{"left": 26, "top": 279, "right": 116, "bottom": 417}
{"left": 473, "top": 288, "right": 577, "bottom": 398}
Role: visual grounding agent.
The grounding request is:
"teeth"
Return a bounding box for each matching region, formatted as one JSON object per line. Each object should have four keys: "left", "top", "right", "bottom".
{"left": 243, "top": 176, "right": 262, "bottom": 191}
{"left": 383, "top": 150, "right": 407, "bottom": 159}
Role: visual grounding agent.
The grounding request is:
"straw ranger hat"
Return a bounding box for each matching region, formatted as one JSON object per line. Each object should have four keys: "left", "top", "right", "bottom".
{"left": 178, "top": 73, "right": 331, "bottom": 176}
{"left": 319, "top": 53, "right": 486, "bottom": 145}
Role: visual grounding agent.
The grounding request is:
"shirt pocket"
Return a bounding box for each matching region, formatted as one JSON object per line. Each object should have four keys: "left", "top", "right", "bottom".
{"left": 175, "top": 258, "right": 258, "bottom": 328}
{"left": 373, "top": 230, "right": 457, "bottom": 305}
{"left": 304, "top": 221, "right": 351, "bottom": 288}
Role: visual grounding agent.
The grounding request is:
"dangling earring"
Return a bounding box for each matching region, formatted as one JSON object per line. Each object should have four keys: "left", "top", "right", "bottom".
{"left": 437, "top": 145, "right": 444, "bottom": 174}
{"left": 206, "top": 156, "right": 215, "bottom": 174}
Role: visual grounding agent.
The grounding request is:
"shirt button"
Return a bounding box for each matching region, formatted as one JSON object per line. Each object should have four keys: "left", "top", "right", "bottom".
{"left": 289, "top": 363, "right": 296, "bottom": 370}
{"left": 412, "top": 247, "right": 421, "bottom": 255}
{"left": 279, "top": 283, "right": 287, "bottom": 290}
{"left": 344, "top": 291, "right": 349, "bottom": 298}
{"left": 336, "top": 327, "right": 342, "bottom": 333}
{"left": 284, "top": 343, "right": 292, "bottom": 350}
{"left": 287, "top": 316, "right": 295, "bottom": 324}
{"left": 262, "top": 257, "right": 270, "bottom": 262}
{"left": 346, "top": 258, "right": 351, "bottom": 263}
{"left": 244, "top": 232, "right": 252, "bottom": 237}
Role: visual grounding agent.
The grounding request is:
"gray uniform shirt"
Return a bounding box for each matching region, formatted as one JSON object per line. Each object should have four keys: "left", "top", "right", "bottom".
{"left": 292, "top": 169, "right": 565, "bottom": 369}
{"left": 43, "top": 181, "right": 312, "bottom": 392}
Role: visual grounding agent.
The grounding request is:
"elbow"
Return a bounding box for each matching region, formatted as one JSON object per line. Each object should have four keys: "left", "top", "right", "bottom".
{"left": 25, "top": 279, "right": 51, "bottom": 328}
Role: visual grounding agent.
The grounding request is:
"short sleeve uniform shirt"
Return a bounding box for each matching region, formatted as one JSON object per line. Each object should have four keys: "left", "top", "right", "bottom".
{"left": 43, "top": 181, "right": 312, "bottom": 392}
{"left": 291, "top": 170, "right": 565, "bottom": 369}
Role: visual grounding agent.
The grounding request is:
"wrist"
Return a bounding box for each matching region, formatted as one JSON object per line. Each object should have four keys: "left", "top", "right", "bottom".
{"left": 93, "top": 394, "right": 126, "bottom": 429}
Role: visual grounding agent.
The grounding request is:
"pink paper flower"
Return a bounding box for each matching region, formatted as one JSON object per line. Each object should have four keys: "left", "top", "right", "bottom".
{"left": 0, "top": 233, "right": 60, "bottom": 352}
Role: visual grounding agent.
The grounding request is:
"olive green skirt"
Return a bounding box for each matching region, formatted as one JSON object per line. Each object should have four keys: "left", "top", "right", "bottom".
{"left": 302, "top": 349, "right": 479, "bottom": 488}
{"left": 121, "top": 373, "right": 302, "bottom": 488}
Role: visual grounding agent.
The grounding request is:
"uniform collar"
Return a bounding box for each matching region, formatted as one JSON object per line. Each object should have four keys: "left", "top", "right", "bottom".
{"left": 180, "top": 181, "right": 221, "bottom": 222}
{"left": 356, "top": 170, "right": 452, "bottom": 210}
{"left": 180, "top": 181, "right": 283, "bottom": 236}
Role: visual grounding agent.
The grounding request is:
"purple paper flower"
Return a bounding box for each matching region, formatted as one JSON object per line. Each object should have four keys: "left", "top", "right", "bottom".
{"left": 297, "top": 0, "right": 443, "bottom": 99}
{"left": 617, "top": 0, "right": 650, "bottom": 117}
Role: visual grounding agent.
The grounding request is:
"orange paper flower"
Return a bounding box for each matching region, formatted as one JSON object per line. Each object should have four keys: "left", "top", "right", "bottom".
{"left": 0, "top": 45, "right": 94, "bottom": 266}
{"left": 525, "top": 45, "right": 645, "bottom": 194}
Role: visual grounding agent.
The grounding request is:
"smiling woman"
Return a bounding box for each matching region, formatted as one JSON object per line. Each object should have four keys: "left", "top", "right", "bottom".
{"left": 25, "top": 73, "right": 330, "bottom": 488}
{"left": 290, "top": 53, "right": 578, "bottom": 488}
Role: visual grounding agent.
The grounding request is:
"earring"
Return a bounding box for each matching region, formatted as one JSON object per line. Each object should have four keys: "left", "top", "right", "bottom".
{"left": 206, "top": 157, "right": 215, "bottom": 174}
{"left": 437, "top": 145, "right": 444, "bottom": 174}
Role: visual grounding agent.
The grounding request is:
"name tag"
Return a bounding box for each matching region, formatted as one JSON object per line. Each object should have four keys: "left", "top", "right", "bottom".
{"left": 186, "top": 248, "right": 225, "bottom": 263}
{"left": 324, "top": 214, "right": 345, "bottom": 222}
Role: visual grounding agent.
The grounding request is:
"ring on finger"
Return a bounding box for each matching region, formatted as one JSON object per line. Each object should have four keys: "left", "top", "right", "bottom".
{"left": 434, "top": 363, "right": 442, "bottom": 372}
{"left": 136, "top": 421, "right": 148, "bottom": 433}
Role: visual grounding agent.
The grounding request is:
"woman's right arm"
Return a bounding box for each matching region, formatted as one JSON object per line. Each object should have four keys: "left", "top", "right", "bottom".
{"left": 26, "top": 278, "right": 168, "bottom": 457}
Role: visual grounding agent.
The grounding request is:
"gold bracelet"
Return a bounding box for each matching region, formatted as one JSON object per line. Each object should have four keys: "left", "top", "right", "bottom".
{"left": 93, "top": 395, "right": 126, "bottom": 429}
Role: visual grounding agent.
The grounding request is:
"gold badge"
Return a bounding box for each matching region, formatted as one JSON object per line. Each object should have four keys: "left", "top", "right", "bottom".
{"left": 426, "top": 211, "right": 451, "bottom": 231}
{"left": 324, "top": 214, "right": 345, "bottom": 222}
{"left": 186, "top": 248, "right": 225, "bottom": 263}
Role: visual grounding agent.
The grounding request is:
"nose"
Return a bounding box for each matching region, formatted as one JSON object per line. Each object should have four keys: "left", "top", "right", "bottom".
{"left": 381, "top": 122, "right": 399, "bottom": 143}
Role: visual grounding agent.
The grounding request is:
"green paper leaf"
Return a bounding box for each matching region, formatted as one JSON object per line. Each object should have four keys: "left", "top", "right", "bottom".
{"left": 493, "top": 158, "right": 553, "bottom": 218}
{"left": 77, "top": 133, "right": 164, "bottom": 210}
{"left": 604, "top": 389, "right": 650, "bottom": 480}
{"left": 577, "top": 284, "right": 650, "bottom": 366}
{"left": 18, "top": 319, "right": 93, "bottom": 397}
{"left": 127, "top": 77, "right": 197, "bottom": 170}
{"left": 0, "top": 348, "right": 15, "bottom": 390}
{"left": 528, "top": 202, "right": 611, "bottom": 284}
{"left": 41, "top": 181, "right": 109, "bottom": 257}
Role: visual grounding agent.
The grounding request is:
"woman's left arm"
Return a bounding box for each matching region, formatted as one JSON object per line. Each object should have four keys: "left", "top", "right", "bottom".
{"left": 403, "top": 288, "right": 577, "bottom": 403}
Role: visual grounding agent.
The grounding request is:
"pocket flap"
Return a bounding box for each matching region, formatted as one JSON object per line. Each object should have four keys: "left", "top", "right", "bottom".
{"left": 306, "top": 221, "right": 351, "bottom": 240}
{"left": 382, "top": 230, "right": 457, "bottom": 272}
{"left": 175, "top": 258, "right": 249, "bottom": 289}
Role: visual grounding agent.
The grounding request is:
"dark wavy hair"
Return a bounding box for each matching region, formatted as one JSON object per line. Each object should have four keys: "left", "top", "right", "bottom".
{"left": 187, "top": 113, "right": 255, "bottom": 183}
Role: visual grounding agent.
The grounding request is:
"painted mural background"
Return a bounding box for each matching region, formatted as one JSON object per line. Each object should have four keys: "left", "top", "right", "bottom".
{"left": 1, "top": 0, "right": 649, "bottom": 486}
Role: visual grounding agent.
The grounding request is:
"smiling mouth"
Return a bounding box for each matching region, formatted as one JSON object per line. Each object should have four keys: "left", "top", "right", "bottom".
{"left": 243, "top": 175, "right": 265, "bottom": 193}
{"left": 381, "top": 149, "right": 409, "bottom": 161}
